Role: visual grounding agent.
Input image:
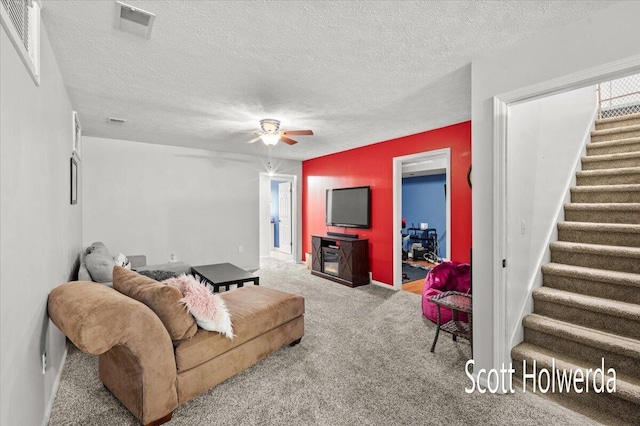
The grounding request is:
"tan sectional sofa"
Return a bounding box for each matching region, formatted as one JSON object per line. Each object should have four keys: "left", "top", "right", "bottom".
{"left": 48, "top": 267, "right": 304, "bottom": 425}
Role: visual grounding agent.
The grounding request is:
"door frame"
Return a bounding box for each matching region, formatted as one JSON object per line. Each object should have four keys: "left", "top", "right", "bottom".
{"left": 491, "top": 55, "right": 640, "bottom": 378}
{"left": 392, "top": 148, "right": 451, "bottom": 290}
{"left": 276, "top": 180, "right": 293, "bottom": 254}
{"left": 259, "top": 173, "right": 298, "bottom": 262}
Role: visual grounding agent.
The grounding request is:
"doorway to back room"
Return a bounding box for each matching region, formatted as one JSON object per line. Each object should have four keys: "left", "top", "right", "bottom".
{"left": 401, "top": 172, "right": 446, "bottom": 293}
{"left": 270, "top": 178, "right": 293, "bottom": 259}
{"left": 393, "top": 148, "right": 451, "bottom": 293}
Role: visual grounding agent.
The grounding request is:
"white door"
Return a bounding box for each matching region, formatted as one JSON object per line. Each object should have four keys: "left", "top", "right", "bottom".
{"left": 278, "top": 181, "right": 292, "bottom": 254}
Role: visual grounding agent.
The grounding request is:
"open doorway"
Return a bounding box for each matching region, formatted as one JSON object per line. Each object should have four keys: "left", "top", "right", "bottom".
{"left": 490, "top": 63, "right": 640, "bottom": 376}
{"left": 401, "top": 171, "right": 446, "bottom": 293}
{"left": 270, "top": 179, "right": 292, "bottom": 256}
{"left": 393, "top": 148, "right": 451, "bottom": 291}
{"left": 259, "top": 173, "right": 297, "bottom": 264}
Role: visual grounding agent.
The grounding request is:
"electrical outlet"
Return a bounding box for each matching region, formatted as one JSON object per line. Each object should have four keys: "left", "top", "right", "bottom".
{"left": 170, "top": 253, "right": 176, "bottom": 262}
{"left": 42, "top": 353, "right": 46, "bottom": 375}
{"left": 238, "top": 246, "right": 244, "bottom": 253}
{"left": 521, "top": 219, "right": 526, "bottom": 235}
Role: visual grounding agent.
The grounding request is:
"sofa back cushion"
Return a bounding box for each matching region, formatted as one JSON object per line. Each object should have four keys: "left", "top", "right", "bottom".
{"left": 113, "top": 266, "right": 197, "bottom": 341}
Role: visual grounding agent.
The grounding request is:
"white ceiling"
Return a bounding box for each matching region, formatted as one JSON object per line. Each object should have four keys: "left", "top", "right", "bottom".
{"left": 41, "top": 1, "right": 616, "bottom": 161}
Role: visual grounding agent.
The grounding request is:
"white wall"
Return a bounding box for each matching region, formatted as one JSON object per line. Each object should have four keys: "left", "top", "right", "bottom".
{"left": 506, "top": 86, "right": 596, "bottom": 351}
{"left": 83, "top": 137, "right": 302, "bottom": 270}
{"left": 471, "top": 1, "right": 640, "bottom": 376}
{"left": 1, "top": 25, "right": 82, "bottom": 426}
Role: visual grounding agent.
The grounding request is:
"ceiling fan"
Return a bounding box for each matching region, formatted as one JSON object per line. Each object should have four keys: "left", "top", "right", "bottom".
{"left": 246, "top": 119, "right": 313, "bottom": 146}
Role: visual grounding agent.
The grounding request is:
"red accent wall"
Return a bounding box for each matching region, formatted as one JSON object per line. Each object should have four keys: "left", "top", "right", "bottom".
{"left": 302, "top": 121, "right": 471, "bottom": 286}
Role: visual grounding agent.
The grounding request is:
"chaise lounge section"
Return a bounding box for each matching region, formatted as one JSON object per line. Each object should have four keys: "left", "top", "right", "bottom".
{"left": 48, "top": 267, "right": 304, "bottom": 425}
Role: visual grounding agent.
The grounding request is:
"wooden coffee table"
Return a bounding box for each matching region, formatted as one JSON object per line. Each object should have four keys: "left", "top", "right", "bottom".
{"left": 191, "top": 263, "right": 259, "bottom": 292}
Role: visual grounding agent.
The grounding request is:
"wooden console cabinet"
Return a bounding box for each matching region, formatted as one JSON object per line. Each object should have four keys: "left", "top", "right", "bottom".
{"left": 311, "top": 235, "right": 369, "bottom": 287}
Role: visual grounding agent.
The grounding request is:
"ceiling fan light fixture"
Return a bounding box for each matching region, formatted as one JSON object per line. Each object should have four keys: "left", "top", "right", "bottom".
{"left": 260, "top": 133, "right": 280, "bottom": 145}
{"left": 259, "top": 118, "right": 281, "bottom": 133}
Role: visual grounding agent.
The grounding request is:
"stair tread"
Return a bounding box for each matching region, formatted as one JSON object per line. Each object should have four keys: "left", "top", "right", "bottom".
{"left": 571, "top": 184, "right": 640, "bottom": 192}
{"left": 576, "top": 167, "right": 640, "bottom": 176}
{"left": 512, "top": 342, "right": 640, "bottom": 400}
{"left": 595, "top": 112, "right": 640, "bottom": 126}
{"left": 542, "top": 262, "right": 640, "bottom": 288}
{"left": 523, "top": 314, "right": 640, "bottom": 358}
{"left": 582, "top": 151, "right": 640, "bottom": 162}
{"left": 564, "top": 203, "right": 640, "bottom": 211}
{"left": 550, "top": 241, "right": 640, "bottom": 257}
{"left": 587, "top": 136, "right": 640, "bottom": 147}
{"left": 557, "top": 221, "right": 640, "bottom": 233}
{"left": 592, "top": 124, "right": 640, "bottom": 136}
{"left": 533, "top": 286, "right": 640, "bottom": 320}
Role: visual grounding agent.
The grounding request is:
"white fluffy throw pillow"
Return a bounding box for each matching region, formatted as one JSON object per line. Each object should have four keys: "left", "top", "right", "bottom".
{"left": 163, "top": 274, "right": 233, "bottom": 339}
{"left": 113, "top": 253, "right": 131, "bottom": 269}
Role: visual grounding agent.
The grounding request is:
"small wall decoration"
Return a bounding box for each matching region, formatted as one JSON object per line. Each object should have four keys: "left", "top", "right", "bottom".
{"left": 70, "top": 157, "right": 78, "bottom": 205}
{"left": 72, "top": 111, "right": 81, "bottom": 159}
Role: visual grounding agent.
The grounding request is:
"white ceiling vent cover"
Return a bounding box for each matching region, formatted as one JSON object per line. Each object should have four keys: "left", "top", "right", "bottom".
{"left": 115, "top": 1, "right": 155, "bottom": 39}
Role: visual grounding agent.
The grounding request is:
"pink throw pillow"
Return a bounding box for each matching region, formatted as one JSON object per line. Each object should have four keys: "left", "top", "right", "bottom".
{"left": 164, "top": 274, "right": 233, "bottom": 339}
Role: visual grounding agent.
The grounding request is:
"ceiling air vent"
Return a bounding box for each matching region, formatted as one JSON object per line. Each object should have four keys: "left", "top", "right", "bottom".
{"left": 115, "top": 1, "right": 155, "bottom": 39}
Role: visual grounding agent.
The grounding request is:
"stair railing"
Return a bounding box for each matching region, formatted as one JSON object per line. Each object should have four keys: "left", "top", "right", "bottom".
{"left": 597, "top": 73, "right": 640, "bottom": 119}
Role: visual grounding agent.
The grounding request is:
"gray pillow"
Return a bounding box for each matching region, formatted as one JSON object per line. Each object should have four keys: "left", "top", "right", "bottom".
{"left": 85, "top": 242, "right": 116, "bottom": 283}
{"left": 85, "top": 242, "right": 110, "bottom": 256}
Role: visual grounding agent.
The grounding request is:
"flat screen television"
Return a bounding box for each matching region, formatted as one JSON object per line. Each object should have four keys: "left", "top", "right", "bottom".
{"left": 326, "top": 186, "right": 371, "bottom": 229}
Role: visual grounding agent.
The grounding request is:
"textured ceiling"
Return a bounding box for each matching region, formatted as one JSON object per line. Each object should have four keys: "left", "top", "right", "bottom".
{"left": 41, "top": 1, "right": 616, "bottom": 161}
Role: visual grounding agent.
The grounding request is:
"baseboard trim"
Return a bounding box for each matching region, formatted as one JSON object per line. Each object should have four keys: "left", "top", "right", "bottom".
{"left": 371, "top": 279, "right": 395, "bottom": 290}
{"left": 41, "top": 346, "right": 68, "bottom": 426}
{"left": 475, "top": 371, "right": 507, "bottom": 395}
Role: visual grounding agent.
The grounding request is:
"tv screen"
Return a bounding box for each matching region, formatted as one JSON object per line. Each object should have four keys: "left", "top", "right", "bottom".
{"left": 326, "top": 186, "right": 371, "bottom": 228}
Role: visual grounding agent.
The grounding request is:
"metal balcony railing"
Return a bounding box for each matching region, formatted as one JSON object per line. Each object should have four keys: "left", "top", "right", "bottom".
{"left": 598, "top": 73, "right": 640, "bottom": 119}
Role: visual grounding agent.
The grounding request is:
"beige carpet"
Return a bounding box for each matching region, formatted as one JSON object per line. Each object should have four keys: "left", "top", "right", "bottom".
{"left": 48, "top": 258, "right": 596, "bottom": 425}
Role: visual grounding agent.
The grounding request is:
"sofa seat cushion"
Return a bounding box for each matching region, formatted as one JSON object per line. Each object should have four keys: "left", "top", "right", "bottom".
{"left": 174, "top": 286, "right": 304, "bottom": 372}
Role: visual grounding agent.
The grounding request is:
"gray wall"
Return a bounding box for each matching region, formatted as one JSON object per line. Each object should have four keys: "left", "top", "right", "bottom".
{"left": 1, "top": 25, "right": 82, "bottom": 426}
{"left": 471, "top": 1, "right": 640, "bottom": 379}
{"left": 82, "top": 136, "right": 302, "bottom": 270}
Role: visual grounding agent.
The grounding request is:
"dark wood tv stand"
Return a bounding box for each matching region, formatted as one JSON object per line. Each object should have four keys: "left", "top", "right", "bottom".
{"left": 311, "top": 235, "right": 369, "bottom": 287}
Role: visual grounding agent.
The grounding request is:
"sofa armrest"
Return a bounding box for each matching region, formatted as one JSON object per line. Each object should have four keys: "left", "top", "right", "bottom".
{"left": 48, "top": 281, "right": 178, "bottom": 423}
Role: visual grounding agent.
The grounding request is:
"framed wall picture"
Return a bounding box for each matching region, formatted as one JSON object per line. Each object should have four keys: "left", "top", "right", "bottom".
{"left": 72, "top": 111, "right": 81, "bottom": 159}
{"left": 70, "top": 157, "right": 78, "bottom": 205}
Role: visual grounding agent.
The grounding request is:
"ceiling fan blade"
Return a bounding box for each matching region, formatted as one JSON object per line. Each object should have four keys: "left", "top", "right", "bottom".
{"left": 246, "top": 135, "right": 262, "bottom": 144}
{"left": 280, "top": 135, "right": 298, "bottom": 145}
{"left": 282, "top": 130, "right": 313, "bottom": 136}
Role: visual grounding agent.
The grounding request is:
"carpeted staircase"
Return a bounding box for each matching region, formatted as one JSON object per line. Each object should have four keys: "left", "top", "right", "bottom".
{"left": 511, "top": 112, "right": 640, "bottom": 425}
